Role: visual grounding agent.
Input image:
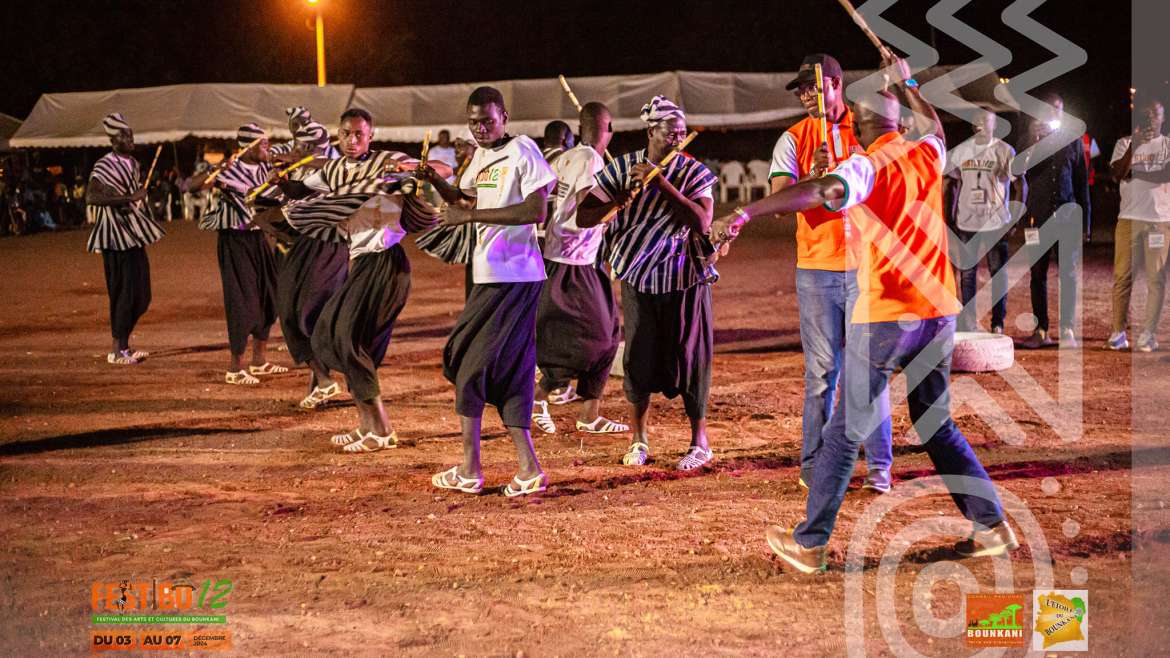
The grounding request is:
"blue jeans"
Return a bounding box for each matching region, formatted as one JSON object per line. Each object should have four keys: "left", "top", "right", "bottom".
{"left": 952, "top": 229, "right": 1010, "bottom": 332}
{"left": 796, "top": 268, "right": 892, "bottom": 480}
{"left": 795, "top": 315, "right": 1006, "bottom": 548}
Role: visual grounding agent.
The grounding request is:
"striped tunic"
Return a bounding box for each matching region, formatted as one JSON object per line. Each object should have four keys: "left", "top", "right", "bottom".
{"left": 594, "top": 150, "right": 717, "bottom": 293}
{"left": 198, "top": 160, "right": 271, "bottom": 231}
{"left": 284, "top": 150, "right": 417, "bottom": 246}
{"left": 85, "top": 152, "right": 165, "bottom": 253}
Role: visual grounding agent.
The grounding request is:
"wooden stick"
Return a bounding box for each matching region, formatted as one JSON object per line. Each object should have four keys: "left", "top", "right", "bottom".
{"left": 142, "top": 145, "right": 163, "bottom": 191}
{"left": 836, "top": 0, "right": 894, "bottom": 59}
{"left": 245, "top": 155, "right": 316, "bottom": 202}
{"left": 814, "top": 63, "right": 834, "bottom": 174}
{"left": 599, "top": 130, "right": 697, "bottom": 225}
{"left": 205, "top": 135, "right": 266, "bottom": 187}
{"left": 416, "top": 130, "right": 431, "bottom": 198}
{"left": 558, "top": 74, "right": 615, "bottom": 163}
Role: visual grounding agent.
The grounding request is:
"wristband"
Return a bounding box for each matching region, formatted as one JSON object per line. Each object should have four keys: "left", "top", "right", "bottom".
{"left": 903, "top": 78, "right": 919, "bottom": 89}
{"left": 733, "top": 206, "right": 751, "bottom": 223}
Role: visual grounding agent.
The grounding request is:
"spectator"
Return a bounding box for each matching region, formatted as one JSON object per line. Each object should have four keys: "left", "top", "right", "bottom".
{"left": 1108, "top": 94, "right": 1170, "bottom": 352}
{"left": 429, "top": 129, "right": 458, "bottom": 178}
{"left": 946, "top": 109, "right": 1026, "bottom": 333}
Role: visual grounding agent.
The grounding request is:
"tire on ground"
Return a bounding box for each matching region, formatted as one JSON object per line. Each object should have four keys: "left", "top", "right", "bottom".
{"left": 951, "top": 331, "right": 1014, "bottom": 373}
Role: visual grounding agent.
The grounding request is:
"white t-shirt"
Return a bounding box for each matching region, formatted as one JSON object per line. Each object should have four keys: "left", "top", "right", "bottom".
{"left": 1112, "top": 134, "right": 1170, "bottom": 222}
{"left": 544, "top": 144, "right": 606, "bottom": 265}
{"left": 460, "top": 135, "right": 557, "bottom": 284}
{"left": 947, "top": 137, "right": 1016, "bottom": 231}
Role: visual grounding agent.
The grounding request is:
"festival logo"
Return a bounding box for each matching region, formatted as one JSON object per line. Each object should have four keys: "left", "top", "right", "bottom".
{"left": 1032, "top": 590, "right": 1089, "bottom": 651}
{"left": 964, "top": 593, "right": 1027, "bottom": 647}
{"left": 89, "top": 577, "right": 234, "bottom": 652}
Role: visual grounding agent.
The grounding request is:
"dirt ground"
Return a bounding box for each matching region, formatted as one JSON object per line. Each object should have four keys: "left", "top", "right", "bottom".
{"left": 1, "top": 216, "right": 1169, "bottom": 657}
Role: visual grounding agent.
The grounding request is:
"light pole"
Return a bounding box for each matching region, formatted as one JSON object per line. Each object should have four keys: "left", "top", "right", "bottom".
{"left": 308, "top": 0, "right": 326, "bottom": 86}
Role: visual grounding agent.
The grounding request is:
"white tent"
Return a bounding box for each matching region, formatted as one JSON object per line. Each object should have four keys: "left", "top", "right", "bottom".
{"left": 9, "top": 83, "right": 355, "bottom": 148}
{"left": 354, "top": 66, "right": 1015, "bottom": 142}
{"left": 0, "top": 113, "right": 22, "bottom": 151}
{"left": 9, "top": 68, "right": 1014, "bottom": 148}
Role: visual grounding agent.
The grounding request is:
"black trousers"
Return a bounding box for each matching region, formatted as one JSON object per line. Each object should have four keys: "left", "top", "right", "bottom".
{"left": 312, "top": 246, "right": 411, "bottom": 403}
{"left": 621, "top": 281, "right": 713, "bottom": 419}
{"left": 536, "top": 261, "right": 620, "bottom": 399}
{"left": 443, "top": 281, "right": 542, "bottom": 428}
{"left": 216, "top": 230, "right": 278, "bottom": 354}
{"left": 277, "top": 235, "right": 349, "bottom": 364}
{"left": 102, "top": 247, "right": 152, "bottom": 343}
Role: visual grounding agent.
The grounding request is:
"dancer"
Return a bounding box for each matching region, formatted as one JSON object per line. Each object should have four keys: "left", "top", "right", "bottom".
{"left": 577, "top": 95, "right": 718, "bottom": 471}
{"left": 281, "top": 108, "right": 449, "bottom": 451}
{"left": 191, "top": 123, "right": 285, "bottom": 385}
{"left": 424, "top": 86, "right": 556, "bottom": 496}
{"left": 85, "top": 113, "right": 165, "bottom": 365}
{"left": 532, "top": 102, "right": 627, "bottom": 435}
{"left": 272, "top": 121, "right": 349, "bottom": 409}
{"left": 770, "top": 53, "right": 893, "bottom": 491}
{"left": 712, "top": 55, "right": 1018, "bottom": 572}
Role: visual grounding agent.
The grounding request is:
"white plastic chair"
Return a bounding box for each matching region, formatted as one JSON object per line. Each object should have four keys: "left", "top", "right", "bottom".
{"left": 746, "top": 160, "right": 771, "bottom": 201}
{"left": 719, "top": 161, "right": 747, "bottom": 203}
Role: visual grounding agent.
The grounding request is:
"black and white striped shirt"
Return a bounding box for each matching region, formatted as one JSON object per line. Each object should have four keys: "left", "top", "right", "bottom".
{"left": 594, "top": 150, "right": 717, "bottom": 293}
{"left": 198, "top": 160, "right": 271, "bottom": 231}
{"left": 85, "top": 152, "right": 165, "bottom": 253}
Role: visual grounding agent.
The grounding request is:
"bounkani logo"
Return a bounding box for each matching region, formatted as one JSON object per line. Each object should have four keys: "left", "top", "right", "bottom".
{"left": 964, "top": 593, "right": 1026, "bottom": 647}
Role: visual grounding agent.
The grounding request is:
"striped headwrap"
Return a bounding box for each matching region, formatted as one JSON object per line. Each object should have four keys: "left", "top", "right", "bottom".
{"left": 286, "top": 106, "right": 311, "bottom": 124}
{"left": 237, "top": 123, "right": 265, "bottom": 148}
{"left": 639, "top": 95, "right": 686, "bottom": 127}
{"left": 294, "top": 121, "right": 329, "bottom": 146}
{"left": 102, "top": 113, "right": 131, "bottom": 139}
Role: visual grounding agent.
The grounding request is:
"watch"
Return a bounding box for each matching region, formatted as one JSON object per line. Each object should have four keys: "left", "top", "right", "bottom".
{"left": 903, "top": 78, "right": 919, "bottom": 89}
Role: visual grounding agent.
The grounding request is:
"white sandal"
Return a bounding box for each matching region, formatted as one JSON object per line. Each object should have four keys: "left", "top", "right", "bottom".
{"left": 129, "top": 349, "right": 149, "bottom": 360}
{"left": 225, "top": 370, "right": 260, "bottom": 385}
{"left": 249, "top": 362, "right": 289, "bottom": 375}
{"left": 532, "top": 401, "right": 556, "bottom": 434}
{"left": 341, "top": 431, "right": 398, "bottom": 453}
{"left": 547, "top": 385, "right": 581, "bottom": 405}
{"left": 503, "top": 472, "right": 548, "bottom": 497}
{"left": 300, "top": 382, "right": 341, "bottom": 409}
{"left": 330, "top": 429, "right": 362, "bottom": 446}
{"left": 107, "top": 350, "right": 140, "bottom": 365}
{"left": 621, "top": 441, "right": 650, "bottom": 466}
{"left": 431, "top": 466, "right": 484, "bottom": 494}
{"left": 677, "top": 446, "right": 713, "bottom": 471}
{"left": 576, "top": 416, "right": 630, "bottom": 434}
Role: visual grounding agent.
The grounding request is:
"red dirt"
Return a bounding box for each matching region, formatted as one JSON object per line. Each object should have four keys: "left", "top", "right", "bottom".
{"left": 1, "top": 217, "right": 1168, "bottom": 656}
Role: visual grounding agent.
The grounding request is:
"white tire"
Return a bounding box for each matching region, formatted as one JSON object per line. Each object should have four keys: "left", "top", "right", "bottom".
{"left": 951, "top": 331, "right": 1014, "bottom": 373}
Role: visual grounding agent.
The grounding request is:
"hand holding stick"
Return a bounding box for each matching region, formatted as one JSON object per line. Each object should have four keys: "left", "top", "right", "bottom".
{"left": 204, "top": 135, "right": 266, "bottom": 188}
{"left": 245, "top": 155, "right": 317, "bottom": 203}
{"left": 598, "top": 131, "right": 697, "bottom": 224}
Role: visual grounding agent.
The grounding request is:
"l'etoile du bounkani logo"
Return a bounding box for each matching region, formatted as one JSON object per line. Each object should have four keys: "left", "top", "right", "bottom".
{"left": 91, "top": 579, "right": 232, "bottom": 612}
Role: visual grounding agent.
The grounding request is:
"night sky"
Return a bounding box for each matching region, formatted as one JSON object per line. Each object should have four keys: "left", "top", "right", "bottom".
{"left": 0, "top": 0, "right": 1134, "bottom": 140}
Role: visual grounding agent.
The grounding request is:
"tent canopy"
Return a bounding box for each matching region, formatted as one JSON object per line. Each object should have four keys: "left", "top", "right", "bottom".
{"left": 9, "top": 83, "right": 354, "bottom": 148}
{"left": 10, "top": 68, "right": 1014, "bottom": 147}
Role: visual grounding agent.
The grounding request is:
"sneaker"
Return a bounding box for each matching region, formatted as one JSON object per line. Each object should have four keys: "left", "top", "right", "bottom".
{"left": 1018, "top": 329, "right": 1051, "bottom": 350}
{"left": 954, "top": 520, "right": 1020, "bottom": 558}
{"left": 1059, "top": 328, "right": 1079, "bottom": 349}
{"left": 765, "top": 525, "right": 827, "bottom": 574}
{"left": 862, "top": 469, "right": 891, "bottom": 494}
{"left": 1136, "top": 331, "right": 1159, "bottom": 353}
{"left": 991, "top": 325, "right": 1004, "bottom": 335}
{"left": 1106, "top": 331, "right": 1129, "bottom": 351}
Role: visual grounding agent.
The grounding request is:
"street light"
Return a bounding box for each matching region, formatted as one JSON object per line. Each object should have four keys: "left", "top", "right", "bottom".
{"left": 307, "top": 0, "right": 326, "bottom": 86}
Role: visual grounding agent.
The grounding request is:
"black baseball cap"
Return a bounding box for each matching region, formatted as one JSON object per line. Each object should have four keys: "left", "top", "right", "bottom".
{"left": 785, "top": 54, "right": 844, "bottom": 91}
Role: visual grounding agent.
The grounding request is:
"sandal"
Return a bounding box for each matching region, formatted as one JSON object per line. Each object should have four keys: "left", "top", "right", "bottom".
{"left": 532, "top": 401, "right": 556, "bottom": 434}
{"left": 129, "top": 349, "right": 149, "bottom": 360}
{"left": 677, "top": 446, "right": 713, "bottom": 471}
{"left": 431, "top": 466, "right": 484, "bottom": 494}
{"left": 249, "top": 362, "right": 289, "bottom": 375}
{"left": 576, "top": 416, "right": 630, "bottom": 434}
{"left": 341, "top": 431, "right": 398, "bottom": 453}
{"left": 503, "top": 472, "right": 548, "bottom": 497}
{"left": 329, "top": 429, "right": 363, "bottom": 447}
{"left": 621, "top": 441, "right": 650, "bottom": 466}
{"left": 300, "top": 382, "right": 341, "bottom": 409}
{"left": 547, "top": 385, "right": 581, "bottom": 405}
{"left": 107, "top": 350, "right": 140, "bottom": 365}
{"left": 225, "top": 370, "right": 260, "bottom": 385}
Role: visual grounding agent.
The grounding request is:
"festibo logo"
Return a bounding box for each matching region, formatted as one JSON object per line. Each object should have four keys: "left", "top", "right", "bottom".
{"left": 91, "top": 578, "right": 233, "bottom": 613}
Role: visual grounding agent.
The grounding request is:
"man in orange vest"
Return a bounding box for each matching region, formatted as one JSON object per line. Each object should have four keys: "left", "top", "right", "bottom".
{"left": 769, "top": 54, "right": 893, "bottom": 492}
{"left": 713, "top": 55, "right": 1017, "bottom": 573}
